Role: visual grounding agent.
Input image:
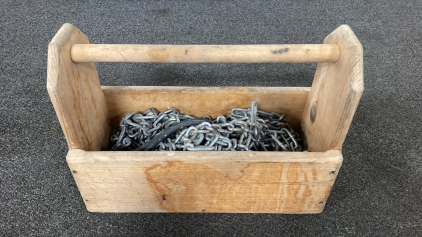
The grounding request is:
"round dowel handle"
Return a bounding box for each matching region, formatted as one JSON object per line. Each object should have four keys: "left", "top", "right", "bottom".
{"left": 71, "top": 44, "right": 340, "bottom": 63}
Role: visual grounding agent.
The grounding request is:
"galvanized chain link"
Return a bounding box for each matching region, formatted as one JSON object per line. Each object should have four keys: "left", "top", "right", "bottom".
{"left": 110, "top": 101, "right": 305, "bottom": 152}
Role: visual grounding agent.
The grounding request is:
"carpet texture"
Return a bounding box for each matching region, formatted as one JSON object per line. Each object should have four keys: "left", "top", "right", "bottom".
{"left": 1, "top": 0, "right": 421, "bottom": 235}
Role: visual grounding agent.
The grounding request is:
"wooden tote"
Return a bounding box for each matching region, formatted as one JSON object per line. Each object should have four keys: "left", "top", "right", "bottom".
{"left": 47, "top": 23, "right": 363, "bottom": 213}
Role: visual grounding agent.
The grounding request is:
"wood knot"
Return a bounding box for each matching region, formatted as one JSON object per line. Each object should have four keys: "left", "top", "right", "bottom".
{"left": 310, "top": 104, "right": 317, "bottom": 123}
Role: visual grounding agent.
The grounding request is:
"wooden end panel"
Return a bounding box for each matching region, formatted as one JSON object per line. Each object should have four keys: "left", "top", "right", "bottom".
{"left": 47, "top": 23, "right": 110, "bottom": 151}
{"left": 102, "top": 86, "right": 310, "bottom": 131}
{"left": 67, "top": 150, "right": 342, "bottom": 213}
{"left": 302, "top": 25, "right": 364, "bottom": 152}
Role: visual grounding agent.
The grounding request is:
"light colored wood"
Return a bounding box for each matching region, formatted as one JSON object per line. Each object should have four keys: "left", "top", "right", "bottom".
{"left": 67, "top": 149, "right": 343, "bottom": 213}
{"left": 301, "top": 25, "right": 364, "bottom": 152}
{"left": 71, "top": 44, "right": 340, "bottom": 63}
{"left": 47, "top": 23, "right": 110, "bottom": 151}
{"left": 103, "top": 86, "right": 310, "bottom": 131}
{"left": 46, "top": 24, "right": 363, "bottom": 214}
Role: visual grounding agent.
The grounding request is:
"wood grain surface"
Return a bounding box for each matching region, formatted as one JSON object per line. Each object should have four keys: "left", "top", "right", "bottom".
{"left": 103, "top": 86, "right": 310, "bottom": 132}
{"left": 47, "top": 23, "right": 110, "bottom": 151}
{"left": 71, "top": 44, "right": 340, "bottom": 63}
{"left": 67, "top": 149, "right": 342, "bottom": 213}
{"left": 302, "top": 25, "right": 364, "bottom": 152}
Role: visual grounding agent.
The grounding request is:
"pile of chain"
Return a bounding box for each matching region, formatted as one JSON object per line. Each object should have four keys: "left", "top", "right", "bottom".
{"left": 110, "top": 101, "right": 304, "bottom": 152}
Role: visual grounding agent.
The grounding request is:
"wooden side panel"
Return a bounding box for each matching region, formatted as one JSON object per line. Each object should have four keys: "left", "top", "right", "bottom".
{"left": 47, "top": 23, "right": 110, "bottom": 151}
{"left": 67, "top": 149, "right": 342, "bottom": 213}
{"left": 302, "top": 25, "right": 364, "bottom": 152}
{"left": 103, "top": 86, "right": 310, "bottom": 131}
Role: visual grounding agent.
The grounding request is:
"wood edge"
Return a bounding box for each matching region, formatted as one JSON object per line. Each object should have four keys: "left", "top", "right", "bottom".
{"left": 85, "top": 205, "right": 98, "bottom": 213}
{"left": 46, "top": 43, "right": 60, "bottom": 92}
{"left": 83, "top": 209, "right": 327, "bottom": 214}
{"left": 327, "top": 25, "right": 364, "bottom": 151}
{"left": 47, "top": 24, "right": 80, "bottom": 150}
{"left": 101, "top": 86, "right": 312, "bottom": 92}
{"left": 329, "top": 25, "right": 364, "bottom": 93}
{"left": 47, "top": 24, "right": 75, "bottom": 92}
{"left": 50, "top": 23, "right": 78, "bottom": 44}
{"left": 318, "top": 153, "right": 343, "bottom": 214}
{"left": 47, "top": 23, "right": 90, "bottom": 92}
{"left": 66, "top": 149, "right": 343, "bottom": 164}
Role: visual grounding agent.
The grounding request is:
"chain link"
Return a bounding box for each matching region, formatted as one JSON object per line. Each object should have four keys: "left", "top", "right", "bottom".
{"left": 110, "top": 101, "right": 305, "bottom": 152}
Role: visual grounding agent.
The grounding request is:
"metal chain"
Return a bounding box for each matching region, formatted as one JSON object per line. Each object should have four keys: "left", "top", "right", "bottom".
{"left": 110, "top": 101, "right": 305, "bottom": 152}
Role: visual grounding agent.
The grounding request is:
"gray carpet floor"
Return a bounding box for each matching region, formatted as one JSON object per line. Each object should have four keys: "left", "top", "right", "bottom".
{"left": 1, "top": 0, "right": 421, "bottom": 236}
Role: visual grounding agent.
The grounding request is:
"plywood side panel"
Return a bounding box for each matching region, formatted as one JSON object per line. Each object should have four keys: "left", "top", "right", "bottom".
{"left": 67, "top": 149, "right": 342, "bottom": 213}
{"left": 103, "top": 86, "right": 310, "bottom": 131}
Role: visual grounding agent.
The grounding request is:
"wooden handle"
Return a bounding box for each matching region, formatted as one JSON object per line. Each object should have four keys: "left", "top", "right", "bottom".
{"left": 71, "top": 44, "right": 340, "bottom": 63}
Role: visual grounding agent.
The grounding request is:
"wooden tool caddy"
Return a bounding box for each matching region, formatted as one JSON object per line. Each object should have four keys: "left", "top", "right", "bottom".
{"left": 47, "top": 23, "right": 363, "bottom": 213}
